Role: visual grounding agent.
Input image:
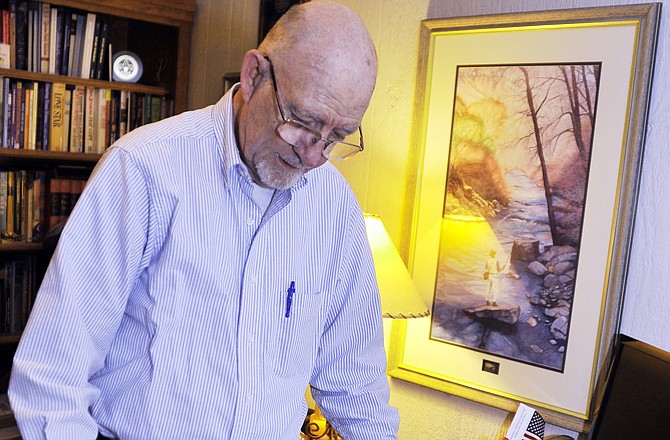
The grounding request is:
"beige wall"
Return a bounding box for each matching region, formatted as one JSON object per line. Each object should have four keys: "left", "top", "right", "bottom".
{"left": 188, "top": 0, "right": 670, "bottom": 438}
{"left": 188, "top": 0, "right": 259, "bottom": 109}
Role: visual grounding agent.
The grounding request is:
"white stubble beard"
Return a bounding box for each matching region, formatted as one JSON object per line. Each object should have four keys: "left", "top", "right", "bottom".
{"left": 254, "top": 152, "right": 305, "bottom": 190}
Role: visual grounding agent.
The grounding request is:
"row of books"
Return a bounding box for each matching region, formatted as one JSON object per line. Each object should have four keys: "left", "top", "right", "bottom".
{"left": 0, "top": 1, "right": 110, "bottom": 79}
{"left": 0, "top": 257, "right": 34, "bottom": 335}
{"left": 0, "top": 170, "right": 85, "bottom": 243}
{"left": 0, "top": 77, "right": 173, "bottom": 152}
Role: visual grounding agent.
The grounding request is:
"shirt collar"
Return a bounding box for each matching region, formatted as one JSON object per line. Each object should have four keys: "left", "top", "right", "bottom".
{"left": 212, "top": 84, "right": 244, "bottom": 189}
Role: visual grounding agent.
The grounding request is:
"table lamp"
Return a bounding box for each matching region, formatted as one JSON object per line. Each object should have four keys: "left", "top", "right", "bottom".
{"left": 303, "top": 213, "right": 430, "bottom": 439}
{"left": 363, "top": 213, "right": 430, "bottom": 319}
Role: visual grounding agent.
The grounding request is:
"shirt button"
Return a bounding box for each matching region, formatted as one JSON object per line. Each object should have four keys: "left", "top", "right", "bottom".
{"left": 246, "top": 394, "right": 252, "bottom": 403}
{"left": 247, "top": 334, "right": 254, "bottom": 343}
{"left": 246, "top": 217, "right": 254, "bottom": 226}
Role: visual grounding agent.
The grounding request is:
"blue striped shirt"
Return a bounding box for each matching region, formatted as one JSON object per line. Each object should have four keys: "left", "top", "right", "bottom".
{"left": 9, "top": 88, "right": 399, "bottom": 440}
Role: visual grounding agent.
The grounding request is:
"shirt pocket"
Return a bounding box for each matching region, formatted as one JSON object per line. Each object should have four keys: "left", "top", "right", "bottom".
{"left": 272, "top": 287, "right": 323, "bottom": 378}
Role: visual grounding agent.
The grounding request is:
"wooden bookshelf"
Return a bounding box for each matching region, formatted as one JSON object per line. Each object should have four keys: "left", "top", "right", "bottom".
{"left": 0, "top": 148, "right": 101, "bottom": 168}
{"left": 37, "top": 0, "right": 196, "bottom": 113}
{"left": 0, "top": 0, "right": 195, "bottom": 404}
{"left": 0, "top": 67, "right": 167, "bottom": 96}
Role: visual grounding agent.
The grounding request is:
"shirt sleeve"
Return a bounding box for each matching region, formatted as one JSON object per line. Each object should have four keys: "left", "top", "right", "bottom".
{"left": 309, "top": 205, "right": 400, "bottom": 440}
{"left": 8, "top": 148, "right": 150, "bottom": 440}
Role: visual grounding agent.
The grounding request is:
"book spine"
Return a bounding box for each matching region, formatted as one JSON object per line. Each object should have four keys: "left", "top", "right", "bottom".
{"left": 34, "top": 81, "right": 44, "bottom": 149}
{"left": 88, "top": 15, "right": 101, "bottom": 79}
{"left": 62, "top": 87, "right": 72, "bottom": 152}
{"left": 95, "top": 88, "right": 109, "bottom": 152}
{"left": 25, "top": 1, "right": 33, "bottom": 71}
{"left": 40, "top": 2, "right": 50, "bottom": 73}
{"left": 28, "top": 82, "right": 36, "bottom": 150}
{"left": 70, "top": 13, "right": 84, "bottom": 77}
{"left": 119, "top": 90, "right": 128, "bottom": 137}
{"left": 30, "top": 170, "right": 39, "bottom": 242}
{"left": 143, "top": 94, "right": 151, "bottom": 126}
{"left": 14, "top": 1, "right": 27, "bottom": 71}
{"left": 21, "top": 86, "right": 28, "bottom": 148}
{"left": 95, "top": 17, "right": 108, "bottom": 80}
{"left": 0, "top": 171, "right": 7, "bottom": 237}
{"left": 133, "top": 95, "right": 143, "bottom": 129}
{"left": 79, "top": 12, "right": 96, "bottom": 79}
{"left": 0, "top": 9, "right": 8, "bottom": 69}
{"left": 2, "top": 10, "right": 9, "bottom": 45}
{"left": 128, "top": 92, "right": 137, "bottom": 132}
{"left": 16, "top": 170, "right": 24, "bottom": 240}
{"left": 31, "top": 82, "right": 38, "bottom": 149}
{"left": 48, "top": 5, "right": 58, "bottom": 74}
{"left": 65, "top": 12, "right": 76, "bottom": 76}
{"left": 34, "top": 170, "right": 47, "bottom": 241}
{"left": 47, "top": 176, "right": 61, "bottom": 230}
{"left": 150, "top": 96, "right": 161, "bottom": 123}
{"left": 109, "top": 90, "right": 119, "bottom": 146}
{"left": 49, "top": 82, "right": 65, "bottom": 151}
{"left": 41, "top": 81, "right": 50, "bottom": 150}
{"left": 20, "top": 257, "right": 30, "bottom": 327}
{"left": 1, "top": 263, "right": 7, "bottom": 332}
{"left": 6, "top": 171, "right": 15, "bottom": 238}
{"left": 0, "top": 76, "right": 4, "bottom": 146}
{"left": 8, "top": 261, "right": 19, "bottom": 333}
{"left": 70, "top": 179, "right": 83, "bottom": 210}
{"left": 70, "top": 85, "right": 84, "bottom": 152}
{"left": 59, "top": 178, "right": 71, "bottom": 224}
{"left": 23, "top": 82, "right": 32, "bottom": 149}
{"left": 6, "top": 80, "right": 15, "bottom": 148}
{"left": 9, "top": 0, "right": 16, "bottom": 70}
{"left": 59, "top": 9, "right": 71, "bottom": 75}
{"left": 84, "top": 86, "right": 94, "bottom": 153}
{"left": 13, "top": 80, "right": 22, "bottom": 148}
{"left": 0, "top": 77, "right": 8, "bottom": 148}
{"left": 30, "top": 1, "right": 36, "bottom": 71}
{"left": 21, "top": 171, "right": 31, "bottom": 242}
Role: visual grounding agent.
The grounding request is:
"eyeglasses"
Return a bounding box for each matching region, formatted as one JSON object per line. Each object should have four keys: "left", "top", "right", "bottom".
{"left": 265, "top": 57, "right": 364, "bottom": 160}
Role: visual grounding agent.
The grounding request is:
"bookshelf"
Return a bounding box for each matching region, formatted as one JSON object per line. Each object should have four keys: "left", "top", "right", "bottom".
{"left": 0, "top": 0, "right": 196, "bottom": 422}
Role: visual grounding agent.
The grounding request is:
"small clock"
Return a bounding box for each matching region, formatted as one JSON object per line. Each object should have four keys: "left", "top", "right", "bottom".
{"left": 112, "top": 51, "right": 143, "bottom": 83}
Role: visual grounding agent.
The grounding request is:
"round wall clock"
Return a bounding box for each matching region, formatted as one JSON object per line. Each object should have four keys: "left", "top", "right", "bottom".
{"left": 112, "top": 51, "right": 143, "bottom": 83}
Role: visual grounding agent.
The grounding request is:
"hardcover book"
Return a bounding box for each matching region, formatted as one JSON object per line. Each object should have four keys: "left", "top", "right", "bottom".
{"left": 69, "top": 85, "right": 84, "bottom": 152}
{"left": 40, "top": 2, "right": 50, "bottom": 73}
{"left": 41, "top": 81, "right": 50, "bottom": 150}
{"left": 70, "top": 13, "right": 85, "bottom": 77}
{"left": 62, "top": 87, "right": 72, "bottom": 152}
{"left": 79, "top": 12, "right": 96, "bottom": 79}
{"left": 14, "top": 1, "right": 27, "bottom": 71}
{"left": 49, "top": 82, "right": 66, "bottom": 151}
{"left": 83, "top": 86, "right": 94, "bottom": 153}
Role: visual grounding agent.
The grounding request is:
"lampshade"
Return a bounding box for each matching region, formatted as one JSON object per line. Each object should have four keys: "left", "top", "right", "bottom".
{"left": 364, "top": 213, "right": 430, "bottom": 319}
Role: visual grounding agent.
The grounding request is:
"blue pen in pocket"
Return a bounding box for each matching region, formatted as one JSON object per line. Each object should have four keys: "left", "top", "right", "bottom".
{"left": 285, "top": 281, "right": 295, "bottom": 318}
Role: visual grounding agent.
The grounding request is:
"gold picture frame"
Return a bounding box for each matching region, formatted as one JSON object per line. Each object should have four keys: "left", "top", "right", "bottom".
{"left": 388, "top": 4, "right": 660, "bottom": 433}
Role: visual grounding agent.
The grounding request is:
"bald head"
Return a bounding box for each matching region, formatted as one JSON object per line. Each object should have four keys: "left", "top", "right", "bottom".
{"left": 232, "top": 1, "right": 377, "bottom": 189}
{"left": 259, "top": 1, "right": 377, "bottom": 111}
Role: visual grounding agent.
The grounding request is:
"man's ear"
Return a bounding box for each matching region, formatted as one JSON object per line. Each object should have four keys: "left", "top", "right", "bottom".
{"left": 239, "top": 50, "right": 269, "bottom": 102}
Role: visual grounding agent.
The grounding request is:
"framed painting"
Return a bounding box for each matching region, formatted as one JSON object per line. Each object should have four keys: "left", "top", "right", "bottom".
{"left": 388, "top": 4, "right": 660, "bottom": 433}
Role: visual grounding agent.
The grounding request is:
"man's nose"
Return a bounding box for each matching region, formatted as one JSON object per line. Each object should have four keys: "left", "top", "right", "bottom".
{"left": 293, "top": 141, "right": 327, "bottom": 169}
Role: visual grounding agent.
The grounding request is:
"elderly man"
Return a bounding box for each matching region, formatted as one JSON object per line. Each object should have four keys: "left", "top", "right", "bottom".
{"left": 9, "top": 1, "right": 400, "bottom": 439}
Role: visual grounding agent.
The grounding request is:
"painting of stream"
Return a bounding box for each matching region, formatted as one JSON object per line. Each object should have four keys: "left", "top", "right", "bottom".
{"left": 429, "top": 63, "right": 601, "bottom": 371}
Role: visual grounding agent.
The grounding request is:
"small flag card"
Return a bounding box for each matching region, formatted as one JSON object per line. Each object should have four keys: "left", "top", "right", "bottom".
{"left": 503, "top": 403, "right": 545, "bottom": 440}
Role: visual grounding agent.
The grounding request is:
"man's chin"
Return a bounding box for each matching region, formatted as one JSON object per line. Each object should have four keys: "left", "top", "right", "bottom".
{"left": 255, "top": 157, "right": 304, "bottom": 190}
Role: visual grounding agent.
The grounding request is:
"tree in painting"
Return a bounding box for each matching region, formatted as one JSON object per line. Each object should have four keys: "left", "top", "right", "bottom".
{"left": 431, "top": 63, "right": 600, "bottom": 370}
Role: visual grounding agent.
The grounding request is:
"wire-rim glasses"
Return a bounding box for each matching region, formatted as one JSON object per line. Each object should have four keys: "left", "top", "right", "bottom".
{"left": 265, "top": 56, "right": 364, "bottom": 160}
